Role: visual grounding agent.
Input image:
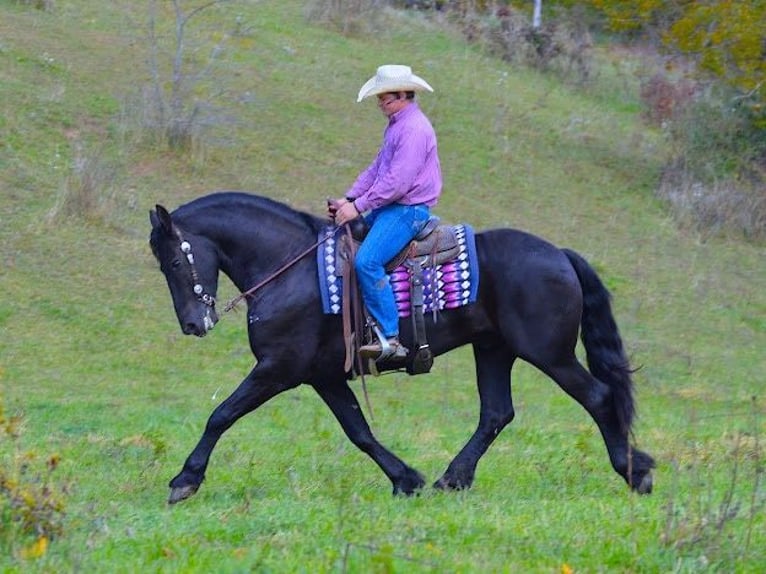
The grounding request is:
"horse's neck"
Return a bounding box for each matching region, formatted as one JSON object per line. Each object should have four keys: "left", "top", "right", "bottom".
{"left": 206, "top": 211, "right": 315, "bottom": 292}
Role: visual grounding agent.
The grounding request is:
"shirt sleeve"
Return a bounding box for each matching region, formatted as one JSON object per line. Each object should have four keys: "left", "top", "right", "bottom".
{"left": 346, "top": 152, "right": 381, "bottom": 200}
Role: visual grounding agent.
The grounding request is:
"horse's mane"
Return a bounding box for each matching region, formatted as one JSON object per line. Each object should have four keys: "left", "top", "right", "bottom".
{"left": 172, "top": 192, "right": 325, "bottom": 235}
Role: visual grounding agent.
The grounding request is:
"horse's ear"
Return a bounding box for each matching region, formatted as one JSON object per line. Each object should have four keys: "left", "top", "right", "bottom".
{"left": 150, "top": 204, "right": 174, "bottom": 235}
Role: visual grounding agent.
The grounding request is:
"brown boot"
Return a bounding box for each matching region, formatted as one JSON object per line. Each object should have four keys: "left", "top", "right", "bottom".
{"left": 359, "top": 337, "right": 409, "bottom": 361}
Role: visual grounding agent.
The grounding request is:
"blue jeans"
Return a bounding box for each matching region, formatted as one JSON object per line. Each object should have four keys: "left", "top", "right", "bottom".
{"left": 355, "top": 203, "right": 431, "bottom": 338}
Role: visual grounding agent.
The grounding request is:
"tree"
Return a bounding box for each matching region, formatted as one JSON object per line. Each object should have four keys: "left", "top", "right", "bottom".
{"left": 664, "top": 2, "right": 765, "bottom": 104}
{"left": 146, "top": 0, "right": 235, "bottom": 150}
{"left": 584, "top": 0, "right": 765, "bottom": 117}
{"left": 533, "top": 0, "right": 542, "bottom": 28}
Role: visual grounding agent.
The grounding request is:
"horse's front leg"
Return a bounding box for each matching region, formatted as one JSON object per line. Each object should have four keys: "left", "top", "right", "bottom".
{"left": 313, "top": 379, "right": 426, "bottom": 496}
{"left": 168, "top": 361, "right": 296, "bottom": 504}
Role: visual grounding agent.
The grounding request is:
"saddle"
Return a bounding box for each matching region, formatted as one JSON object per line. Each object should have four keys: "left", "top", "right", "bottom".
{"left": 337, "top": 216, "right": 460, "bottom": 375}
{"left": 342, "top": 216, "right": 461, "bottom": 271}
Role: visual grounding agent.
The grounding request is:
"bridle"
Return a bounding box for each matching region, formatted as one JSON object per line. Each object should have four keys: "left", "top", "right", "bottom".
{"left": 170, "top": 224, "right": 339, "bottom": 314}
{"left": 176, "top": 234, "right": 216, "bottom": 309}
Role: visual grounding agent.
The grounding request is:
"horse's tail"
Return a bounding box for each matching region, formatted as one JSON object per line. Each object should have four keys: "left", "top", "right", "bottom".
{"left": 562, "top": 248, "right": 635, "bottom": 434}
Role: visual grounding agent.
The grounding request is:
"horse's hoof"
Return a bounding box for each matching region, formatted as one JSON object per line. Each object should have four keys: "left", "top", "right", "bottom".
{"left": 168, "top": 484, "right": 199, "bottom": 504}
{"left": 392, "top": 471, "right": 426, "bottom": 496}
{"left": 433, "top": 465, "right": 474, "bottom": 491}
{"left": 635, "top": 472, "right": 653, "bottom": 495}
{"left": 433, "top": 475, "right": 471, "bottom": 491}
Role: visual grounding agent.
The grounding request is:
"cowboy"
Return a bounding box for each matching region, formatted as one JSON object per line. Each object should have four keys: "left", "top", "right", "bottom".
{"left": 330, "top": 64, "right": 443, "bottom": 361}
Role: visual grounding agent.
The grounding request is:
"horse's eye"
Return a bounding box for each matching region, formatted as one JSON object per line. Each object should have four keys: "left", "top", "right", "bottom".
{"left": 171, "top": 258, "right": 182, "bottom": 269}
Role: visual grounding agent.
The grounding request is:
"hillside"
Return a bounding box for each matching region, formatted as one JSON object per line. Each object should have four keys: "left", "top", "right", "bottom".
{"left": 1, "top": 1, "right": 763, "bottom": 571}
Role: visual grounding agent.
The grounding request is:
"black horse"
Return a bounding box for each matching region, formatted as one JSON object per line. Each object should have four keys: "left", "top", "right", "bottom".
{"left": 149, "top": 192, "right": 654, "bottom": 504}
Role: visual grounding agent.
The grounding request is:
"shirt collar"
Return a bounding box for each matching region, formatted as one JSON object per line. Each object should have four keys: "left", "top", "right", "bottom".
{"left": 388, "top": 101, "right": 419, "bottom": 125}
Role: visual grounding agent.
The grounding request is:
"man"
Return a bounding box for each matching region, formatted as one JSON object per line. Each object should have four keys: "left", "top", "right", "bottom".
{"left": 330, "top": 64, "right": 442, "bottom": 361}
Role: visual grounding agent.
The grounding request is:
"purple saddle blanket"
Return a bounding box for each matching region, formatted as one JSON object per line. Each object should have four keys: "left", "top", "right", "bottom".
{"left": 317, "top": 224, "right": 479, "bottom": 317}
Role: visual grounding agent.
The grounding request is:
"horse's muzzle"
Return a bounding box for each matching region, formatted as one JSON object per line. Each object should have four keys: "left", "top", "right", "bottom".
{"left": 181, "top": 308, "right": 218, "bottom": 337}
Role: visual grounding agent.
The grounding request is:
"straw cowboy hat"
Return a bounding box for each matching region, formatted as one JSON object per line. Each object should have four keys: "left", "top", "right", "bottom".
{"left": 357, "top": 64, "right": 434, "bottom": 102}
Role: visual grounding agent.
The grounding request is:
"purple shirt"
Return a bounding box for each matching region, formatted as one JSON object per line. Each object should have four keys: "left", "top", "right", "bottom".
{"left": 347, "top": 102, "right": 442, "bottom": 213}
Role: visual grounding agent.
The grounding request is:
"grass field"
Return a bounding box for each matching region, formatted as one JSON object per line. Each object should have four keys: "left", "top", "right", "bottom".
{"left": 1, "top": 1, "right": 764, "bottom": 572}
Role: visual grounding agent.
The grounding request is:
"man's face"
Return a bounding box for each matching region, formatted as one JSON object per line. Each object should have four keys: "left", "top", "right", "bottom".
{"left": 377, "top": 92, "right": 408, "bottom": 117}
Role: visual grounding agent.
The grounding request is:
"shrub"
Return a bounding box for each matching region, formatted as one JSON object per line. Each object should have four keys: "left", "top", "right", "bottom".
{"left": 655, "top": 83, "right": 766, "bottom": 240}
{"left": 671, "top": 93, "right": 765, "bottom": 178}
{"left": 639, "top": 72, "right": 697, "bottom": 125}
{"left": 450, "top": 4, "right": 595, "bottom": 86}
{"left": 116, "top": 0, "right": 241, "bottom": 152}
{"left": 304, "top": 0, "right": 387, "bottom": 37}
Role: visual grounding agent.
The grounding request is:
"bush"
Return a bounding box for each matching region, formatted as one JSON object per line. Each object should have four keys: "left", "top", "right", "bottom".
{"left": 670, "top": 92, "right": 764, "bottom": 177}
{"left": 657, "top": 163, "right": 765, "bottom": 241}
{"left": 116, "top": 0, "right": 243, "bottom": 153}
{"left": 450, "top": 4, "right": 595, "bottom": 86}
{"left": 639, "top": 72, "right": 697, "bottom": 125}
{"left": 661, "top": 405, "right": 765, "bottom": 566}
{"left": 653, "top": 82, "right": 766, "bottom": 240}
{"left": 304, "top": 0, "right": 387, "bottom": 36}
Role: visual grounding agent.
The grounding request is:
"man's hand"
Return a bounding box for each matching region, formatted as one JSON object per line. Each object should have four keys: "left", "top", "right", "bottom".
{"left": 327, "top": 197, "right": 347, "bottom": 218}
{"left": 334, "top": 200, "right": 360, "bottom": 225}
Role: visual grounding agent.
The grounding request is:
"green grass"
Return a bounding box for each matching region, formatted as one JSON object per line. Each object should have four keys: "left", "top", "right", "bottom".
{"left": 1, "top": 1, "right": 764, "bottom": 572}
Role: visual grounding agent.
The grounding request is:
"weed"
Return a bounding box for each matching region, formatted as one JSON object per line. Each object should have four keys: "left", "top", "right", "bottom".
{"left": 47, "top": 141, "right": 118, "bottom": 223}
{"left": 0, "top": 398, "right": 68, "bottom": 561}
{"left": 656, "top": 86, "right": 766, "bottom": 241}
{"left": 633, "top": 63, "right": 765, "bottom": 240}
{"left": 661, "top": 400, "right": 764, "bottom": 568}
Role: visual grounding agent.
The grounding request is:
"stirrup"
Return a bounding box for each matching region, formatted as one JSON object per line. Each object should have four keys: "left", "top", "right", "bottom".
{"left": 377, "top": 338, "right": 408, "bottom": 362}
{"left": 359, "top": 324, "right": 408, "bottom": 362}
{"left": 373, "top": 323, "right": 407, "bottom": 362}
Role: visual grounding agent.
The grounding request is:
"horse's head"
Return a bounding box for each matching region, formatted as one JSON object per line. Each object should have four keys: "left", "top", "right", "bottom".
{"left": 149, "top": 205, "right": 219, "bottom": 337}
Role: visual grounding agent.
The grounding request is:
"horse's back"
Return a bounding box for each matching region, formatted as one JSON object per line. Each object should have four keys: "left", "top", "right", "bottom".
{"left": 475, "top": 227, "right": 577, "bottom": 284}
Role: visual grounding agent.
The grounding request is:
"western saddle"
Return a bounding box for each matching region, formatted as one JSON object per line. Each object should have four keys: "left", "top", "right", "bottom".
{"left": 336, "top": 216, "right": 461, "bottom": 375}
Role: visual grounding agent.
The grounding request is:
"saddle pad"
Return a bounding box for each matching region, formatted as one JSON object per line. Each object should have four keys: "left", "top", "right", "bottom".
{"left": 317, "top": 224, "right": 479, "bottom": 316}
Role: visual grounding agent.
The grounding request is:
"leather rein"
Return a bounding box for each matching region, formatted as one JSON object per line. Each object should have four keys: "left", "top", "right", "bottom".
{"left": 224, "top": 226, "right": 338, "bottom": 313}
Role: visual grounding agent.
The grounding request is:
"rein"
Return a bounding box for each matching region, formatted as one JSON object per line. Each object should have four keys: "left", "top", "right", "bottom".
{"left": 224, "top": 226, "right": 338, "bottom": 313}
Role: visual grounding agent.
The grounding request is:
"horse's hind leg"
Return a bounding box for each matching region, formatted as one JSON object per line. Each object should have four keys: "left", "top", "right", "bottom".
{"left": 313, "top": 379, "right": 426, "bottom": 495}
{"left": 434, "top": 341, "right": 516, "bottom": 491}
{"left": 545, "top": 358, "right": 654, "bottom": 493}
